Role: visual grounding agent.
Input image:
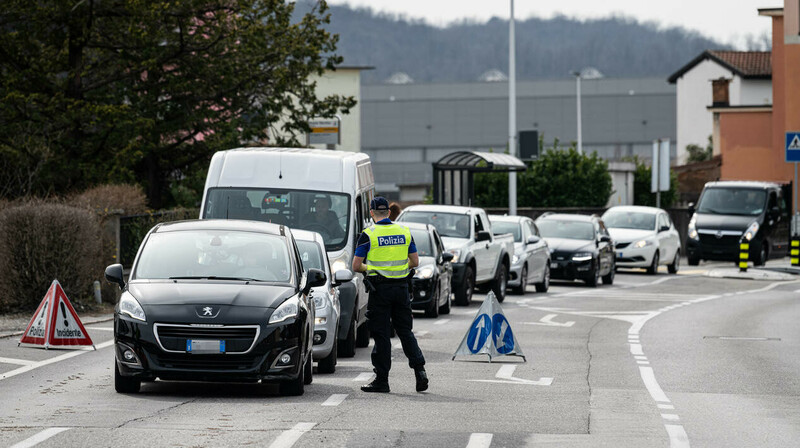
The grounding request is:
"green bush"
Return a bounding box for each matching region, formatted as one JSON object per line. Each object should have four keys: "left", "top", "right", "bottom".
{"left": 68, "top": 184, "right": 148, "bottom": 215}
{"left": 629, "top": 156, "right": 678, "bottom": 208}
{"left": 475, "top": 143, "right": 613, "bottom": 208}
{"left": 0, "top": 203, "right": 103, "bottom": 313}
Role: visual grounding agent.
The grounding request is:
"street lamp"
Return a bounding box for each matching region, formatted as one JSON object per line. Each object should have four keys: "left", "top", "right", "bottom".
{"left": 570, "top": 67, "right": 603, "bottom": 156}
{"left": 508, "top": 0, "right": 517, "bottom": 215}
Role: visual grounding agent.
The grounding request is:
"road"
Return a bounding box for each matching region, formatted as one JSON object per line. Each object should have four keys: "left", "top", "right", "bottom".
{"left": 0, "top": 263, "right": 798, "bottom": 447}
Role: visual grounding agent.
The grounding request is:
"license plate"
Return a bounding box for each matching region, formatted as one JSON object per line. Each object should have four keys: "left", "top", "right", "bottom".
{"left": 550, "top": 262, "right": 558, "bottom": 269}
{"left": 187, "top": 339, "right": 225, "bottom": 354}
{"left": 617, "top": 252, "right": 623, "bottom": 258}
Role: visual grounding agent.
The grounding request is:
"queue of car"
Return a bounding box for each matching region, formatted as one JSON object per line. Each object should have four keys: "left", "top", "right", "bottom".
{"left": 106, "top": 148, "right": 691, "bottom": 396}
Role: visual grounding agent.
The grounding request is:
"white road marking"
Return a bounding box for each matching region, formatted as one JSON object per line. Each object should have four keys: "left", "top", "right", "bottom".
{"left": 639, "top": 366, "right": 670, "bottom": 403}
{"left": 714, "top": 337, "right": 776, "bottom": 341}
{"left": 661, "top": 413, "right": 680, "bottom": 421}
{"left": 434, "top": 319, "right": 451, "bottom": 325}
{"left": 467, "top": 364, "right": 553, "bottom": 386}
{"left": 393, "top": 342, "right": 403, "bottom": 349}
{"left": 635, "top": 356, "right": 647, "bottom": 360}
{"left": 637, "top": 361, "right": 650, "bottom": 365}
{"left": 1, "top": 340, "right": 114, "bottom": 381}
{"left": 466, "top": 432, "right": 493, "bottom": 448}
{"left": 629, "top": 343, "right": 644, "bottom": 355}
{"left": 658, "top": 404, "right": 675, "bottom": 410}
{"left": 353, "top": 372, "right": 374, "bottom": 382}
{"left": 523, "top": 314, "right": 575, "bottom": 327}
{"left": 268, "top": 422, "right": 316, "bottom": 448}
{"left": 665, "top": 424, "right": 690, "bottom": 448}
{"left": 9, "top": 427, "right": 70, "bottom": 448}
{"left": 321, "top": 394, "right": 348, "bottom": 407}
{"left": 0, "top": 357, "right": 35, "bottom": 366}
{"left": 414, "top": 330, "right": 430, "bottom": 337}
{"left": 88, "top": 327, "right": 114, "bottom": 331}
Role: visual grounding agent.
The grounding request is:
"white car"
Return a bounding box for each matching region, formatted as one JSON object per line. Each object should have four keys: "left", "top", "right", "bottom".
{"left": 293, "top": 230, "right": 352, "bottom": 373}
{"left": 601, "top": 206, "right": 681, "bottom": 275}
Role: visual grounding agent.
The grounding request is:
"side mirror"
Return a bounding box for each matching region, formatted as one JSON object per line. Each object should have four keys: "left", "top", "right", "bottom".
{"left": 105, "top": 264, "right": 125, "bottom": 290}
{"left": 687, "top": 203, "right": 695, "bottom": 217}
{"left": 332, "top": 269, "right": 353, "bottom": 286}
{"left": 599, "top": 235, "right": 611, "bottom": 243}
{"left": 659, "top": 225, "right": 670, "bottom": 233}
{"left": 476, "top": 231, "right": 491, "bottom": 242}
{"left": 441, "top": 252, "right": 455, "bottom": 263}
{"left": 526, "top": 235, "right": 540, "bottom": 245}
{"left": 303, "top": 268, "right": 327, "bottom": 294}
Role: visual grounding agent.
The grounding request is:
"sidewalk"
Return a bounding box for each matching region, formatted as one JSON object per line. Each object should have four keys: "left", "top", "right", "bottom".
{"left": 705, "top": 259, "right": 800, "bottom": 281}
{"left": 0, "top": 310, "right": 113, "bottom": 339}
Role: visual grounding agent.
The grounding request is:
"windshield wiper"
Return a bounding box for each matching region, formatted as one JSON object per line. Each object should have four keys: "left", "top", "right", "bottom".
{"left": 169, "top": 276, "right": 262, "bottom": 282}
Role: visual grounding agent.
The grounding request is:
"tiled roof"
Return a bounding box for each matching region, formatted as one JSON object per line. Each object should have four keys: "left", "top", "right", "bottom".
{"left": 668, "top": 50, "right": 772, "bottom": 83}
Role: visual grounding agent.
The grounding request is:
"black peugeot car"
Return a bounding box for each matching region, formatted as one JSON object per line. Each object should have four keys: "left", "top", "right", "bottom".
{"left": 105, "top": 220, "right": 325, "bottom": 396}
{"left": 535, "top": 213, "right": 615, "bottom": 287}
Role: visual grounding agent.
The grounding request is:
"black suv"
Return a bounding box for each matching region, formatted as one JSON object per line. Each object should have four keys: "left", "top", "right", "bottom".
{"left": 686, "top": 181, "right": 790, "bottom": 265}
{"left": 535, "top": 214, "right": 615, "bottom": 287}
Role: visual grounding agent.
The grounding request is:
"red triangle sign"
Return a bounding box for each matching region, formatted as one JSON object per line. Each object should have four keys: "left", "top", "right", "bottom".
{"left": 19, "top": 280, "right": 95, "bottom": 349}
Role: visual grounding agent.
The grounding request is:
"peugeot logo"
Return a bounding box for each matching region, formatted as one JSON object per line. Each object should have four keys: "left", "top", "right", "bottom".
{"left": 715, "top": 231, "right": 723, "bottom": 239}
{"left": 195, "top": 306, "right": 220, "bottom": 318}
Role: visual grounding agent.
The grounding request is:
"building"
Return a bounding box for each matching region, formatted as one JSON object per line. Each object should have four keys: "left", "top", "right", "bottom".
{"left": 361, "top": 78, "right": 676, "bottom": 200}
{"left": 668, "top": 51, "right": 772, "bottom": 164}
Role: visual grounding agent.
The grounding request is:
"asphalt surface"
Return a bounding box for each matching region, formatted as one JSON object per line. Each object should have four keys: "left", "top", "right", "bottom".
{"left": 0, "top": 261, "right": 798, "bottom": 447}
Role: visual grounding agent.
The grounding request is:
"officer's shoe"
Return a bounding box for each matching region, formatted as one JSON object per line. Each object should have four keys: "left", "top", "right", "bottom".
{"left": 414, "top": 368, "right": 429, "bottom": 392}
{"left": 361, "top": 379, "right": 390, "bottom": 393}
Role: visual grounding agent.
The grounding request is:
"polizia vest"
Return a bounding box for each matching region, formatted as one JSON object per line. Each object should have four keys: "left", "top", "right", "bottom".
{"left": 363, "top": 223, "right": 412, "bottom": 278}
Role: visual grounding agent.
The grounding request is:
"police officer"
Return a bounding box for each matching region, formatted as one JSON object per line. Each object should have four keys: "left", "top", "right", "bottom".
{"left": 352, "top": 197, "right": 428, "bottom": 393}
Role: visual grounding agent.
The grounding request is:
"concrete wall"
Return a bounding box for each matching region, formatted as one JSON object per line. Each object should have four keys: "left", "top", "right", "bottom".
{"left": 718, "top": 110, "right": 789, "bottom": 182}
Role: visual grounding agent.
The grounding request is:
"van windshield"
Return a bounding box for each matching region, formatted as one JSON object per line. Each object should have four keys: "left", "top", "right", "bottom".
{"left": 697, "top": 188, "right": 767, "bottom": 216}
{"left": 203, "top": 188, "right": 350, "bottom": 251}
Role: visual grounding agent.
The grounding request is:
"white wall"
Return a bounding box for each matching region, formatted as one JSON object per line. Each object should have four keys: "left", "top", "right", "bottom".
{"left": 675, "top": 59, "right": 734, "bottom": 164}
{"left": 737, "top": 79, "right": 772, "bottom": 105}
{"left": 606, "top": 162, "right": 636, "bottom": 207}
{"left": 307, "top": 68, "right": 362, "bottom": 152}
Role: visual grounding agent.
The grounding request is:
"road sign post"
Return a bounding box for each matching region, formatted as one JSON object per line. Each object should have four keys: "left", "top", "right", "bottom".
{"left": 785, "top": 132, "right": 800, "bottom": 238}
{"left": 651, "top": 139, "right": 670, "bottom": 208}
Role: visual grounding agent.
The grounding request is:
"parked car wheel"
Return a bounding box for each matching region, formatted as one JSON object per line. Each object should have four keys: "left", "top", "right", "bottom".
{"left": 439, "top": 290, "right": 451, "bottom": 315}
{"left": 303, "top": 352, "right": 313, "bottom": 385}
{"left": 492, "top": 263, "right": 508, "bottom": 302}
{"left": 339, "top": 314, "right": 357, "bottom": 358}
{"left": 512, "top": 265, "right": 527, "bottom": 295}
{"left": 668, "top": 251, "right": 680, "bottom": 274}
{"left": 585, "top": 263, "right": 600, "bottom": 287}
{"left": 356, "top": 323, "right": 370, "bottom": 348}
{"left": 279, "top": 358, "right": 305, "bottom": 396}
{"left": 318, "top": 339, "right": 337, "bottom": 374}
{"left": 646, "top": 251, "right": 660, "bottom": 275}
{"left": 534, "top": 264, "right": 550, "bottom": 293}
{"left": 114, "top": 362, "right": 140, "bottom": 394}
{"left": 425, "top": 285, "right": 440, "bottom": 318}
{"left": 454, "top": 266, "right": 474, "bottom": 306}
{"left": 602, "top": 261, "right": 615, "bottom": 285}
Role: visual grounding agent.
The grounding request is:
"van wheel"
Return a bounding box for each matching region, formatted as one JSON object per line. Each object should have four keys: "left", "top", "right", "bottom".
{"left": 339, "top": 315, "right": 356, "bottom": 358}
{"left": 492, "top": 264, "right": 508, "bottom": 302}
{"left": 688, "top": 256, "right": 700, "bottom": 266}
{"left": 356, "top": 323, "right": 370, "bottom": 348}
{"left": 114, "top": 362, "right": 140, "bottom": 394}
{"left": 454, "top": 266, "right": 474, "bottom": 306}
{"left": 754, "top": 243, "right": 767, "bottom": 266}
{"left": 318, "top": 339, "right": 337, "bottom": 374}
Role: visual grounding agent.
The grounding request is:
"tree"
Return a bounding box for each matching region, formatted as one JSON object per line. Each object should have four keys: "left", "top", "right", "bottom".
{"left": 0, "top": 0, "right": 355, "bottom": 207}
{"left": 629, "top": 156, "right": 678, "bottom": 208}
{"left": 474, "top": 140, "right": 613, "bottom": 208}
{"left": 685, "top": 135, "right": 713, "bottom": 163}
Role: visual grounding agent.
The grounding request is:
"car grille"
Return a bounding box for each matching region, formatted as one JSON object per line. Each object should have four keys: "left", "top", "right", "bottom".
{"left": 698, "top": 232, "right": 741, "bottom": 250}
{"left": 154, "top": 324, "right": 259, "bottom": 354}
{"left": 151, "top": 353, "right": 260, "bottom": 371}
{"left": 551, "top": 251, "right": 573, "bottom": 262}
{"left": 615, "top": 242, "right": 630, "bottom": 249}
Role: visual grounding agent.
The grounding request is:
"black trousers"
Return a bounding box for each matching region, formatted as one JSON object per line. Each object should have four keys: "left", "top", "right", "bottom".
{"left": 366, "top": 281, "right": 425, "bottom": 381}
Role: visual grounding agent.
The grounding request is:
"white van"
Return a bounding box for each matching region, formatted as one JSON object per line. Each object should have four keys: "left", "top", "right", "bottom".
{"left": 199, "top": 147, "right": 375, "bottom": 357}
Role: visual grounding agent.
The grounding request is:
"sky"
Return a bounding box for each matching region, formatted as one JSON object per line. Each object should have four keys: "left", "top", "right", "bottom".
{"left": 327, "top": 0, "right": 778, "bottom": 48}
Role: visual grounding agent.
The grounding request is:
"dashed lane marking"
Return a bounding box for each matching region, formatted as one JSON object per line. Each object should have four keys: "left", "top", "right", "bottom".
{"left": 353, "top": 372, "right": 374, "bottom": 382}
{"left": 267, "top": 422, "right": 316, "bottom": 448}
{"left": 1, "top": 340, "right": 114, "bottom": 381}
{"left": 434, "top": 319, "right": 451, "bottom": 325}
{"left": 321, "top": 394, "right": 348, "bottom": 407}
{"left": 658, "top": 404, "right": 675, "bottom": 410}
{"left": 639, "top": 366, "right": 670, "bottom": 403}
{"left": 661, "top": 413, "right": 680, "bottom": 422}
{"left": 665, "top": 424, "right": 690, "bottom": 448}
{"left": 9, "top": 427, "right": 70, "bottom": 448}
{"left": 466, "top": 432, "right": 493, "bottom": 448}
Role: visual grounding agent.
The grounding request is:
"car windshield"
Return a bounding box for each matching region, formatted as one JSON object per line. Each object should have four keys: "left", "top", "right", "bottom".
{"left": 697, "top": 188, "right": 767, "bottom": 216}
{"left": 490, "top": 221, "right": 522, "bottom": 242}
{"left": 537, "top": 220, "right": 595, "bottom": 240}
{"left": 296, "top": 240, "right": 326, "bottom": 274}
{"left": 602, "top": 211, "right": 656, "bottom": 231}
{"left": 133, "top": 230, "right": 292, "bottom": 283}
{"left": 203, "top": 188, "right": 350, "bottom": 251}
{"left": 410, "top": 229, "right": 433, "bottom": 257}
{"left": 400, "top": 211, "right": 470, "bottom": 238}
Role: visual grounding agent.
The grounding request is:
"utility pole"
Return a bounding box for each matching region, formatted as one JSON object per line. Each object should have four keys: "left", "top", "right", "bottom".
{"left": 508, "top": 0, "right": 517, "bottom": 215}
{"left": 576, "top": 73, "right": 582, "bottom": 155}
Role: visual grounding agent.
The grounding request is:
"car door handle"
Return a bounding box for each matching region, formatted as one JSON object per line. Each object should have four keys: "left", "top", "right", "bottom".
{"left": 485, "top": 243, "right": 490, "bottom": 249}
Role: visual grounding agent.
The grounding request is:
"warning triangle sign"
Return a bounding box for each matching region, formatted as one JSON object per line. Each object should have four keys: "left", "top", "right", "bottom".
{"left": 19, "top": 280, "right": 95, "bottom": 349}
{"left": 789, "top": 135, "right": 800, "bottom": 150}
{"left": 452, "top": 291, "right": 525, "bottom": 362}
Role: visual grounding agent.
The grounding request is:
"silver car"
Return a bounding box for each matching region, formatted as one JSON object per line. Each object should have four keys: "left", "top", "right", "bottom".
{"left": 293, "top": 230, "right": 351, "bottom": 374}
{"left": 489, "top": 215, "right": 551, "bottom": 294}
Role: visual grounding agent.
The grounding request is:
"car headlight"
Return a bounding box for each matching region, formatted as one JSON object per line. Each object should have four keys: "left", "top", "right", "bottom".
{"left": 688, "top": 216, "right": 698, "bottom": 239}
{"left": 572, "top": 252, "right": 593, "bottom": 262}
{"left": 269, "top": 295, "right": 300, "bottom": 324}
{"left": 633, "top": 239, "right": 654, "bottom": 248}
{"left": 512, "top": 254, "right": 520, "bottom": 264}
{"left": 414, "top": 265, "right": 435, "bottom": 279}
{"left": 312, "top": 294, "right": 327, "bottom": 310}
{"left": 447, "top": 249, "right": 461, "bottom": 263}
{"left": 743, "top": 221, "right": 759, "bottom": 241}
{"left": 330, "top": 252, "right": 350, "bottom": 275}
{"left": 119, "top": 293, "right": 146, "bottom": 322}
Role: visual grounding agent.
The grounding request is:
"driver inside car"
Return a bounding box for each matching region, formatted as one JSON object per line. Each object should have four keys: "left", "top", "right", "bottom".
{"left": 303, "top": 196, "right": 344, "bottom": 240}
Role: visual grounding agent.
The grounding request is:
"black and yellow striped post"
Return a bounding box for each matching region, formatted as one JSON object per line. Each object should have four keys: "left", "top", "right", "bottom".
{"left": 791, "top": 238, "right": 800, "bottom": 267}
{"left": 739, "top": 239, "right": 749, "bottom": 272}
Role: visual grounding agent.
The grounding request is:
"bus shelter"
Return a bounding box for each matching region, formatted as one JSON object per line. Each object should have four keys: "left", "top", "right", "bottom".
{"left": 432, "top": 151, "right": 527, "bottom": 206}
